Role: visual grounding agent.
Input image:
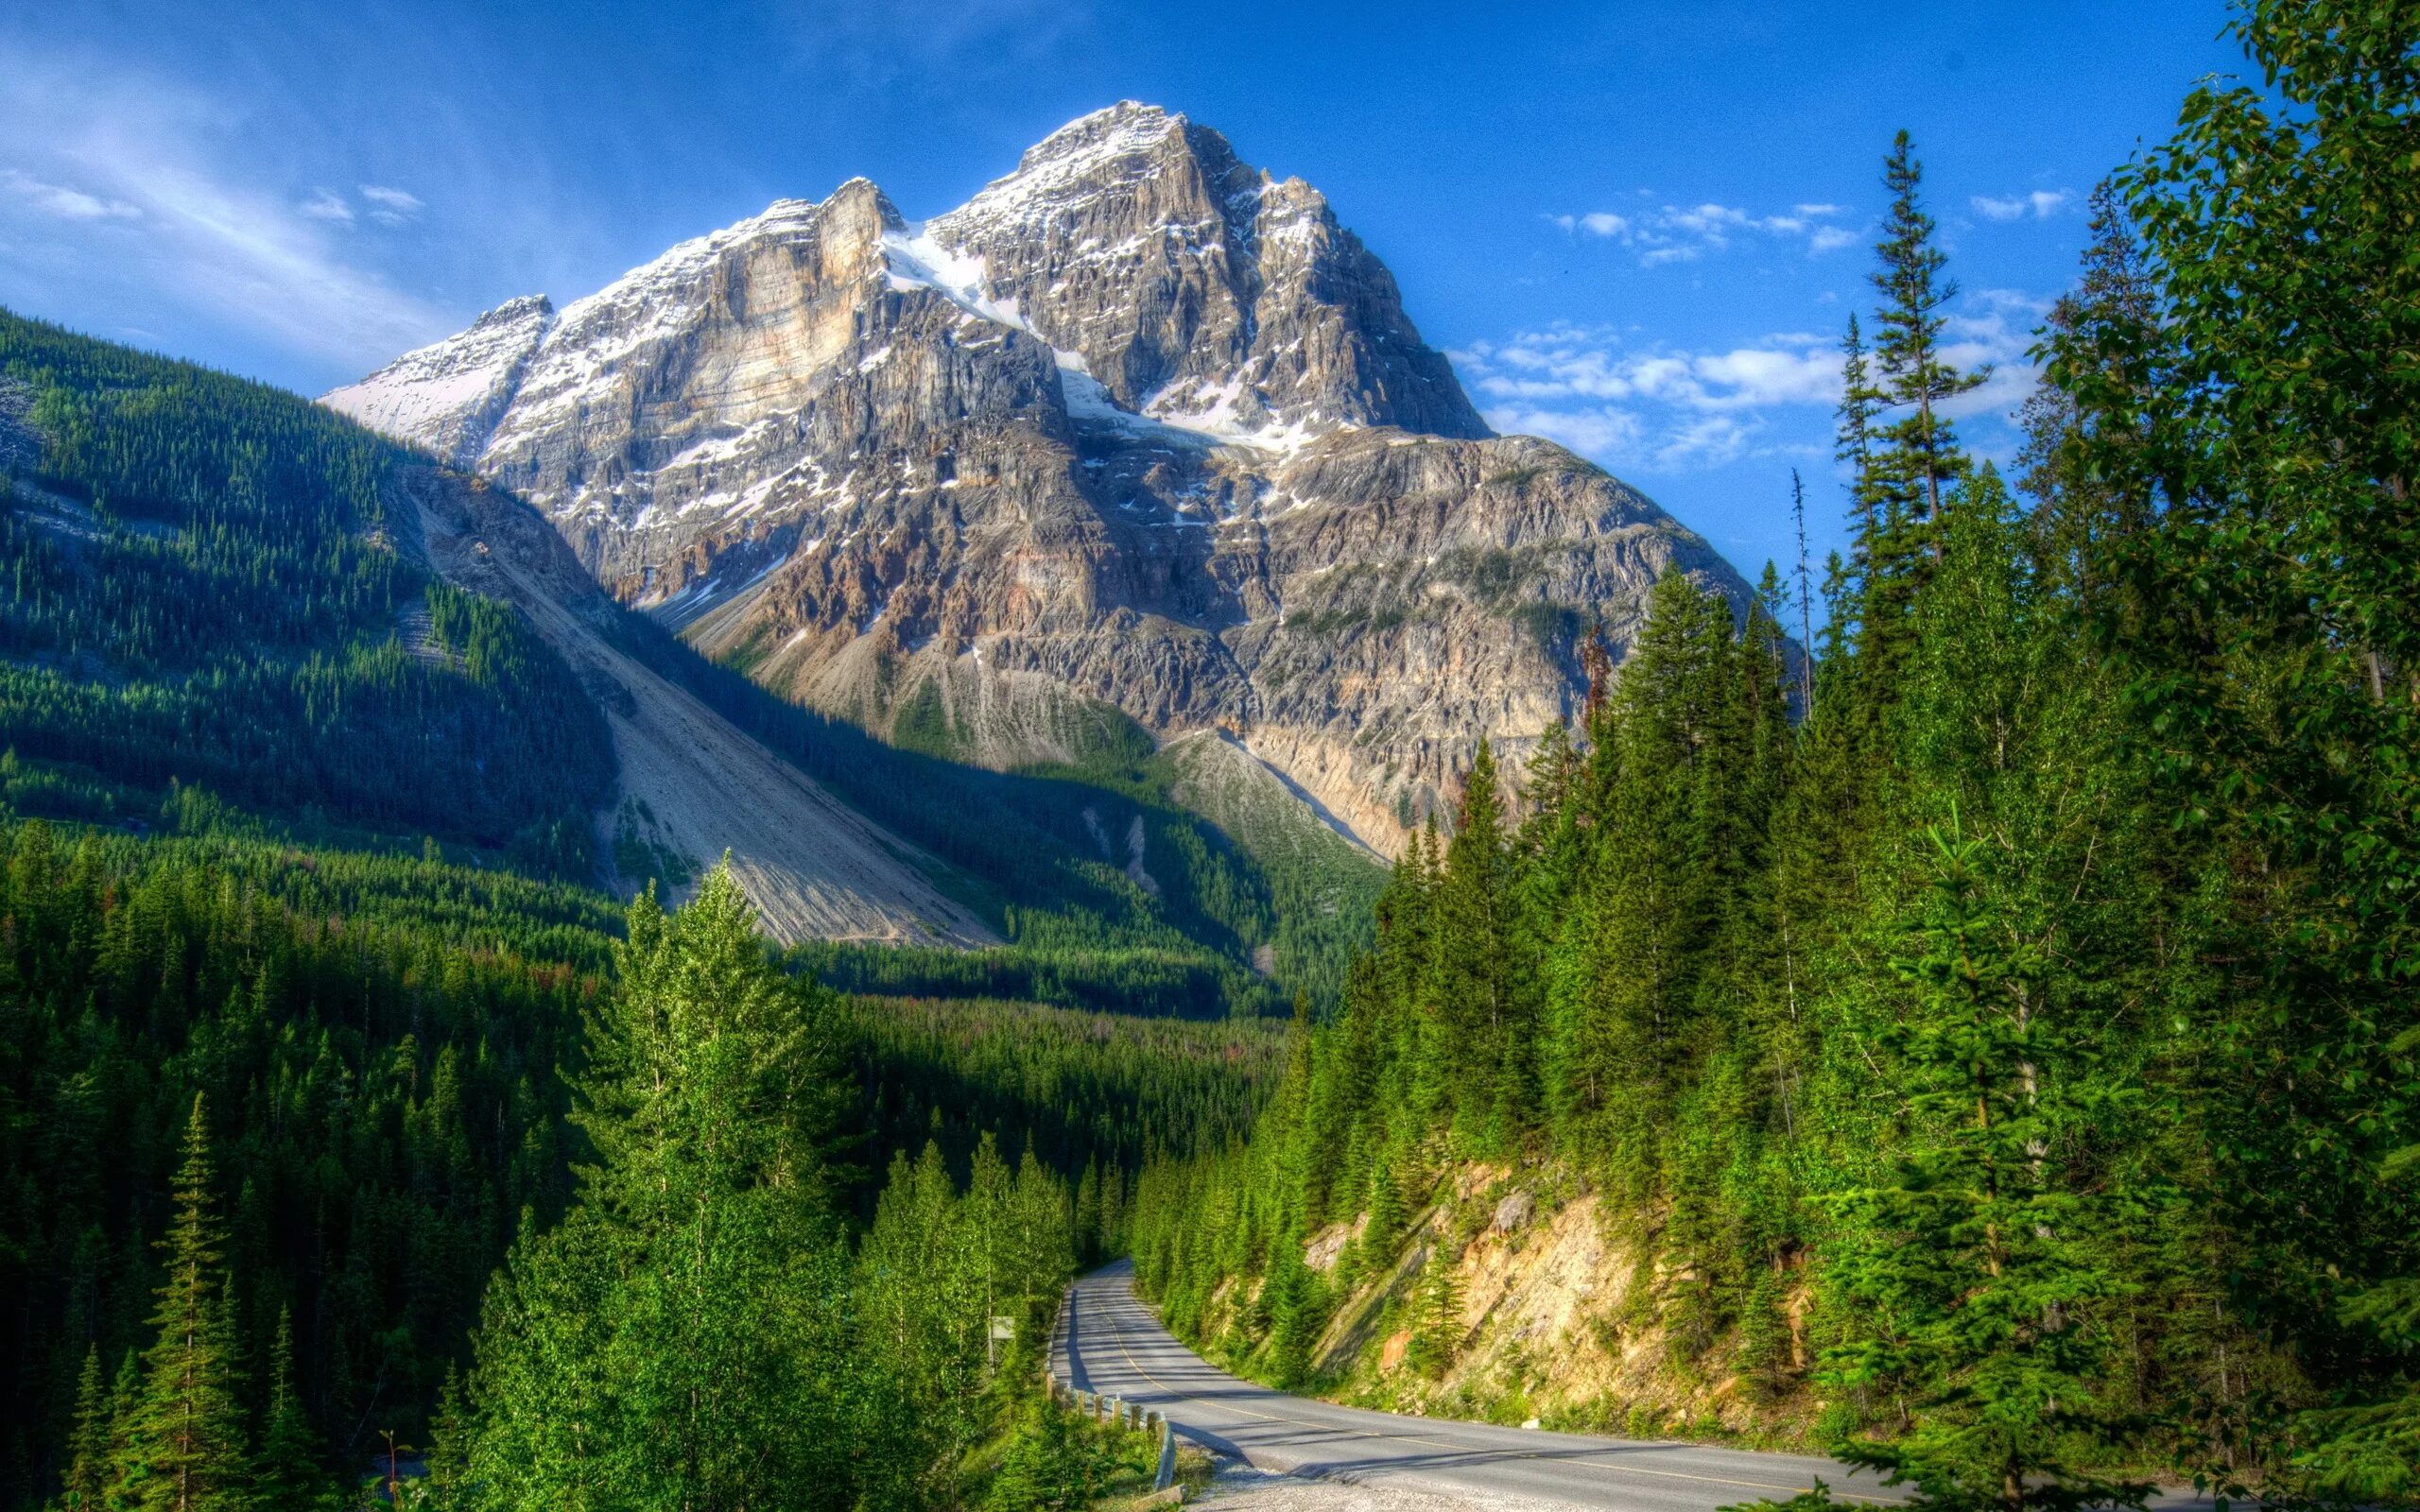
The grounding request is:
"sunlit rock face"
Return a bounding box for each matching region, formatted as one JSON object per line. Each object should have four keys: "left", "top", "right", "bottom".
{"left": 327, "top": 103, "right": 1757, "bottom": 854}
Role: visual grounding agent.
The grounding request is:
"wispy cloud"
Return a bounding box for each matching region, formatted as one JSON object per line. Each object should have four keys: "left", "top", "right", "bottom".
{"left": 1482, "top": 404, "right": 1642, "bottom": 458}
{"left": 1549, "top": 198, "right": 1855, "bottom": 263}
{"left": 0, "top": 58, "right": 446, "bottom": 370}
{"left": 299, "top": 188, "right": 354, "bottom": 223}
{"left": 1, "top": 168, "right": 142, "bottom": 222}
{"left": 1939, "top": 288, "right": 2049, "bottom": 420}
{"left": 1970, "top": 188, "right": 2072, "bottom": 221}
{"left": 358, "top": 183, "right": 424, "bottom": 225}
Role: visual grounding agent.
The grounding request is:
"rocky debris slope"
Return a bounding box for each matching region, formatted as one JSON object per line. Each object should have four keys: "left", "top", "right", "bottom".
{"left": 328, "top": 102, "right": 1763, "bottom": 855}
{"left": 400, "top": 465, "right": 995, "bottom": 947}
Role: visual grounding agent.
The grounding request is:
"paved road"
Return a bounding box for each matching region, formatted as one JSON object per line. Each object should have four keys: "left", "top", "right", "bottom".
{"left": 1051, "top": 1261, "right": 1912, "bottom": 1511}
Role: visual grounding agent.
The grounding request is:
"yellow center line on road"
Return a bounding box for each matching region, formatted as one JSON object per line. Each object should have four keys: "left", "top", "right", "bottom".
{"left": 1076, "top": 1281, "right": 1908, "bottom": 1507}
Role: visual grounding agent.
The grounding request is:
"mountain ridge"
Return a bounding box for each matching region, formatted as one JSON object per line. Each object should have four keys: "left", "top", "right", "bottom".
{"left": 326, "top": 101, "right": 1766, "bottom": 854}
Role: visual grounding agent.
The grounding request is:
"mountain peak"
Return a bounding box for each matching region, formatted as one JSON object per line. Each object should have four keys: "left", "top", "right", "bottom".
{"left": 1018, "top": 101, "right": 1187, "bottom": 169}
{"left": 320, "top": 103, "right": 1754, "bottom": 860}
{"left": 469, "top": 294, "right": 553, "bottom": 331}
{"left": 927, "top": 102, "right": 1485, "bottom": 440}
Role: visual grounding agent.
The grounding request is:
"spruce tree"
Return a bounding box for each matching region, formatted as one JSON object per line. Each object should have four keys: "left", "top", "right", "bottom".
{"left": 1073, "top": 1160, "right": 1103, "bottom": 1267}
{"left": 1812, "top": 821, "right": 2147, "bottom": 1512}
{"left": 1871, "top": 131, "right": 1986, "bottom": 541}
{"left": 1364, "top": 1162, "right": 1405, "bottom": 1262}
{"left": 421, "top": 1365, "right": 469, "bottom": 1511}
{"left": 1862, "top": 130, "right": 1984, "bottom": 689}
{"left": 466, "top": 865, "right": 873, "bottom": 1511}
{"left": 2016, "top": 181, "right": 2157, "bottom": 593}
{"left": 1427, "top": 741, "right": 1528, "bottom": 1152}
{"left": 1263, "top": 1231, "right": 1320, "bottom": 1389}
{"left": 1409, "top": 1242, "right": 1465, "bottom": 1380}
{"left": 1835, "top": 313, "right": 1889, "bottom": 616}
{"left": 250, "top": 1307, "right": 334, "bottom": 1511}
{"left": 60, "top": 1345, "right": 108, "bottom": 1511}
{"left": 104, "top": 1351, "right": 140, "bottom": 1483}
{"left": 114, "top": 1096, "right": 251, "bottom": 1512}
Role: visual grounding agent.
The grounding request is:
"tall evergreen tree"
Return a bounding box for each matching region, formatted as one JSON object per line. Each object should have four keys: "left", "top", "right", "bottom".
{"left": 1835, "top": 313, "right": 1889, "bottom": 617}
{"left": 1813, "top": 822, "right": 2148, "bottom": 1512}
{"left": 1861, "top": 130, "right": 1986, "bottom": 687}
{"left": 1870, "top": 131, "right": 1987, "bottom": 538}
{"left": 59, "top": 1346, "right": 108, "bottom": 1512}
{"left": 249, "top": 1308, "right": 335, "bottom": 1512}
{"left": 466, "top": 866, "right": 874, "bottom": 1512}
{"left": 1426, "top": 742, "right": 1528, "bottom": 1152}
{"left": 113, "top": 1097, "right": 250, "bottom": 1512}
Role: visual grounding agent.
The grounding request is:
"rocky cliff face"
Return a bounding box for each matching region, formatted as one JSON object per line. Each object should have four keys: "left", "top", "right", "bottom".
{"left": 326, "top": 102, "right": 1757, "bottom": 854}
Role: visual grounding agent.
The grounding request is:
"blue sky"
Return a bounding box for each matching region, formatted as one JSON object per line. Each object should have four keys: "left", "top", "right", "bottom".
{"left": 0, "top": 0, "right": 2238, "bottom": 576}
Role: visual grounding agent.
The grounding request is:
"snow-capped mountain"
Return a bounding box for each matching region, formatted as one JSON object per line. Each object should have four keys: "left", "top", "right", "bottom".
{"left": 326, "top": 102, "right": 1755, "bottom": 853}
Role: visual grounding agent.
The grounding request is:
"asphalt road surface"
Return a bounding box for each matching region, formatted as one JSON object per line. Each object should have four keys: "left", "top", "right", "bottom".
{"left": 1052, "top": 1260, "right": 1915, "bottom": 1511}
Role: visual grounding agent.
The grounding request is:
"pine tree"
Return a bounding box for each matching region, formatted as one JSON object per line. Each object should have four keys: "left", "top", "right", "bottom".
{"left": 421, "top": 1364, "right": 469, "bottom": 1510}
{"left": 114, "top": 1095, "right": 251, "bottom": 1512}
{"left": 1870, "top": 130, "right": 1986, "bottom": 545}
{"left": 1427, "top": 741, "right": 1529, "bottom": 1152}
{"left": 1409, "top": 1242, "right": 1465, "bottom": 1380}
{"left": 1364, "top": 1162, "right": 1405, "bottom": 1262}
{"left": 1835, "top": 313, "right": 1889, "bottom": 617}
{"left": 1861, "top": 131, "right": 1984, "bottom": 692}
{"left": 986, "top": 1390, "right": 1102, "bottom": 1512}
{"left": 2017, "top": 181, "right": 2158, "bottom": 595}
{"left": 1073, "top": 1159, "right": 1103, "bottom": 1268}
{"left": 1789, "top": 469, "right": 1817, "bottom": 710}
{"left": 1813, "top": 820, "right": 2147, "bottom": 1512}
{"left": 466, "top": 864, "right": 873, "bottom": 1511}
{"left": 250, "top": 1307, "right": 334, "bottom": 1511}
{"left": 1263, "top": 1231, "right": 1320, "bottom": 1389}
{"left": 60, "top": 1344, "right": 109, "bottom": 1511}
{"left": 104, "top": 1351, "right": 140, "bottom": 1480}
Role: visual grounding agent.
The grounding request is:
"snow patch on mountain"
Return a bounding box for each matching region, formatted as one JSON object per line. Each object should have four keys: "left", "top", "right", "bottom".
{"left": 323, "top": 295, "right": 553, "bottom": 465}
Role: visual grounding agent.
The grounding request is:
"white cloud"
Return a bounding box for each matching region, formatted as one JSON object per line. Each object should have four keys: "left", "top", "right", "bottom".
{"left": 358, "top": 183, "right": 423, "bottom": 225}
{"left": 299, "top": 188, "right": 354, "bottom": 223}
{"left": 1937, "top": 297, "right": 2046, "bottom": 421}
{"left": 1550, "top": 198, "right": 1857, "bottom": 263}
{"left": 0, "top": 169, "right": 141, "bottom": 221}
{"left": 1970, "top": 188, "right": 2072, "bottom": 221}
{"left": 1456, "top": 325, "right": 1844, "bottom": 473}
{"left": 1482, "top": 404, "right": 1642, "bottom": 458}
{"left": 0, "top": 60, "right": 445, "bottom": 369}
{"left": 1459, "top": 286, "right": 2055, "bottom": 478}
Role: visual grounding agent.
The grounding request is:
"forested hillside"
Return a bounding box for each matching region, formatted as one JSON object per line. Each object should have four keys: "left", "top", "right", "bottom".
{"left": 0, "top": 313, "right": 614, "bottom": 873}
{"left": 0, "top": 810, "right": 1275, "bottom": 1509}
{"left": 1132, "top": 9, "right": 2419, "bottom": 1507}
{"left": 0, "top": 312, "right": 1314, "bottom": 1509}
{"left": 0, "top": 305, "right": 1378, "bottom": 1008}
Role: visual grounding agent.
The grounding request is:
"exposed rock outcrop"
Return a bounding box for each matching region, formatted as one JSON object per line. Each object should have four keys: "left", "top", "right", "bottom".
{"left": 327, "top": 103, "right": 1763, "bottom": 854}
